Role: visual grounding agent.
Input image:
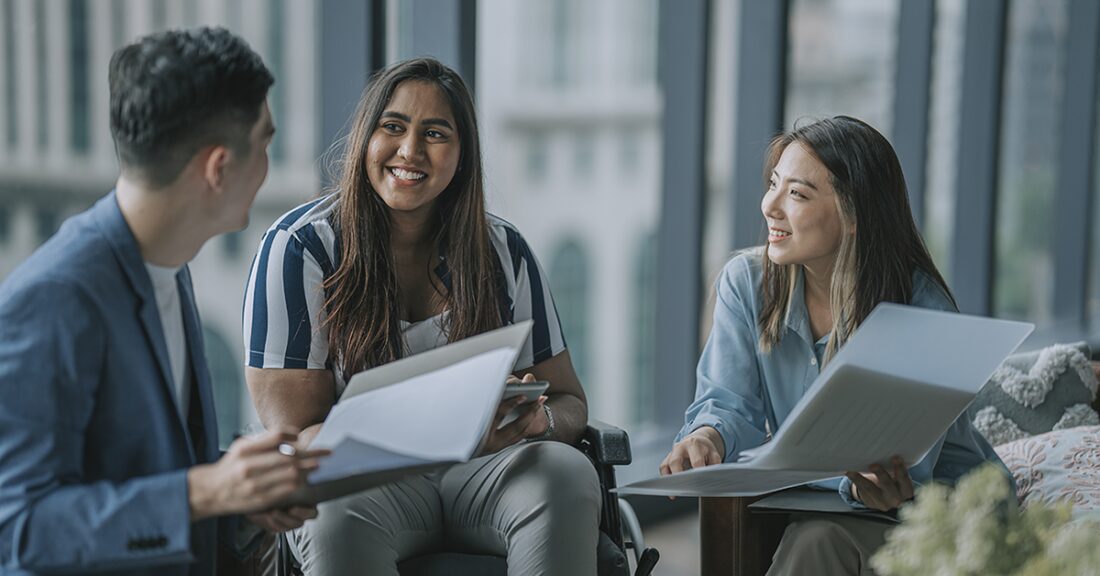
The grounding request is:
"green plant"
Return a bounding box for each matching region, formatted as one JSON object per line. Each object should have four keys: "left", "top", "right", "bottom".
{"left": 871, "top": 464, "right": 1100, "bottom": 575}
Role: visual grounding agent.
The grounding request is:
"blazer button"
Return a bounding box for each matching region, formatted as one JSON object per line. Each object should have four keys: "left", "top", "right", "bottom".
{"left": 810, "top": 357, "right": 817, "bottom": 366}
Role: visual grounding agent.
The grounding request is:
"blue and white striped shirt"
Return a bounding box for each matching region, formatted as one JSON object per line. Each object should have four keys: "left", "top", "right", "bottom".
{"left": 242, "top": 194, "right": 567, "bottom": 396}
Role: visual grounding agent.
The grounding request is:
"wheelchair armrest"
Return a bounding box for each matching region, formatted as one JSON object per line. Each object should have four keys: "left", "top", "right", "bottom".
{"left": 581, "top": 419, "right": 632, "bottom": 466}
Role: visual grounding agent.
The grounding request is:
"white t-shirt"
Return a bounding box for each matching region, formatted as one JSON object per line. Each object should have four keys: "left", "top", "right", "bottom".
{"left": 145, "top": 262, "right": 190, "bottom": 422}
{"left": 402, "top": 312, "right": 449, "bottom": 356}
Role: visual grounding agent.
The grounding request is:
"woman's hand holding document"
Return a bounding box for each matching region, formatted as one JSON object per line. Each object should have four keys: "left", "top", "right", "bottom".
{"left": 845, "top": 456, "right": 915, "bottom": 511}
{"left": 620, "top": 305, "right": 1035, "bottom": 498}
{"left": 481, "top": 375, "right": 548, "bottom": 454}
{"left": 285, "top": 322, "right": 533, "bottom": 505}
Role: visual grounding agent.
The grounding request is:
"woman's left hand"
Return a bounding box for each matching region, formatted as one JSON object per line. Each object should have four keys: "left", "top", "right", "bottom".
{"left": 845, "top": 455, "right": 914, "bottom": 511}
{"left": 508, "top": 373, "right": 551, "bottom": 439}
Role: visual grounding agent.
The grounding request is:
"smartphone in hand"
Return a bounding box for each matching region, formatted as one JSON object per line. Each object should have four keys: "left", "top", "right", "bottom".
{"left": 498, "top": 380, "right": 550, "bottom": 428}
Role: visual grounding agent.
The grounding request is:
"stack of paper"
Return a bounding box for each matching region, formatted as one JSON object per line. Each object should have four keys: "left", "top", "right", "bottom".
{"left": 286, "top": 321, "right": 533, "bottom": 504}
{"left": 617, "top": 304, "right": 1034, "bottom": 498}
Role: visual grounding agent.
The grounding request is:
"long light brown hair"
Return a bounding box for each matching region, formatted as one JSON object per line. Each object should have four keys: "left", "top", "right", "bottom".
{"left": 758, "top": 116, "right": 954, "bottom": 363}
{"left": 322, "top": 58, "right": 502, "bottom": 380}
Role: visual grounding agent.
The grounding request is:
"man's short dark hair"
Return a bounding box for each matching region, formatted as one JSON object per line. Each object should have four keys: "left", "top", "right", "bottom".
{"left": 109, "top": 27, "right": 274, "bottom": 188}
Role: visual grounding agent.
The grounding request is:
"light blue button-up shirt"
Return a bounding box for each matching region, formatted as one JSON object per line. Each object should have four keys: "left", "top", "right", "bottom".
{"left": 677, "top": 250, "right": 1012, "bottom": 506}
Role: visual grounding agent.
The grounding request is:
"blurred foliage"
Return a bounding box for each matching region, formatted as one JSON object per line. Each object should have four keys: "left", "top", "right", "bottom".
{"left": 872, "top": 464, "right": 1100, "bottom": 575}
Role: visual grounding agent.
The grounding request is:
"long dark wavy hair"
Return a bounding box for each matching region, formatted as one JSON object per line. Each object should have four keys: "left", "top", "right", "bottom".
{"left": 322, "top": 58, "right": 502, "bottom": 379}
{"left": 758, "top": 116, "right": 954, "bottom": 363}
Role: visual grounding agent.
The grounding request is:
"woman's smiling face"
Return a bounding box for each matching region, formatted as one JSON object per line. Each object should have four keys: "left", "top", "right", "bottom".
{"left": 760, "top": 142, "right": 845, "bottom": 272}
{"left": 366, "top": 80, "right": 461, "bottom": 217}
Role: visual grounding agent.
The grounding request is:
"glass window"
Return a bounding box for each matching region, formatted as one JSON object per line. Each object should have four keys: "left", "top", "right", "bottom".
{"left": 702, "top": 0, "right": 740, "bottom": 313}
{"left": 1089, "top": 84, "right": 1100, "bottom": 326}
{"left": 624, "top": 0, "right": 658, "bottom": 87}
{"left": 992, "top": 0, "right": 1069, "bottom": 324}
{"left": 151, "top": 0, "right": 167, "bottom": 31}
{"left": 267, "top": 0, "right": 286, "bottom": 164}
{"left": 923, "top": 0, "right": 966, "bottom": 284}
{"left": 785, "top": 0, "right": 901, "bottom": 135}
{"left": 0, "top": 204, "right": 10, "bottom": 244}
{"left": 386, "top": 0, "right": 414, "bottom": 62}
{"left": 203, "top": 326, "right": 243, "bottom": 449}
{"left": 182, "top": 0, "right": 197, "bottom": 27}
{"left": 68, "top": 0, "right": 89, "bottom": 154}
{"left": 34, "top": 0, "right": 46, "bottom": 152}
{"left": 573, "top": 130, "right": 595, "bottom": 181}
{"left": 525, "top": 132, "right": 549, "bottom": 184}
{"left": 510, "top": 0, "right": 576, "bottom": 89}
{"left": 110, "top": 0, "right": 125, "bottom": 48}
{"left": 549, "top": 239, "right": 590, "bottom": 388}
{"left": 549, "top": 0, "right": 569, "bottom": 88}
{"left": 4, "top": 0, "right": 17, "bottom": 148}
{"left": 223, "top": 231, "right": 242, "bottom": 259}
{"left": 35, "top": 206, "right": 58, "bottom": 245}
{"left": 226, "top": 0, "right": 244, "bottom": 31}
{"left": 478, "top": 0, "right": 661, "bottom": 430}
{"left": 632, "top": 232, "right": 657, "bottom": 424}
{"left": 619, "top": 129, "right": 640, "bottom": 176}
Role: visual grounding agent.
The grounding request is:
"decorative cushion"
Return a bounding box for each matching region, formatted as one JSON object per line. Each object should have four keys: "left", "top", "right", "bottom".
{"left": 994, "top": 425, "right": 1100, "bottom": 517}
{"left": 969, "top": 342, "right": 1099, "bottom": 446}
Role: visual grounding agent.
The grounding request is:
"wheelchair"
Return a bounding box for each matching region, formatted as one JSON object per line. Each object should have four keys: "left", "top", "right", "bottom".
{"left": 266, "top": 420, "right": 660, "bottom": 576}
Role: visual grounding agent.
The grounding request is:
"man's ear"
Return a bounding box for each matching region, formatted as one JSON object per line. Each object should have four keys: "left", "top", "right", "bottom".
{"left": 202, "top": 145, "right": 231, "bottom": 192}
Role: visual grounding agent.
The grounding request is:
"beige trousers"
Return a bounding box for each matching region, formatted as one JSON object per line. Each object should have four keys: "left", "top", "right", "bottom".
{"left": 766, "top": 513, "right": 893, "bottom": 576}
{"left": 290, "top": 441, "right": 602, "bottom": 576}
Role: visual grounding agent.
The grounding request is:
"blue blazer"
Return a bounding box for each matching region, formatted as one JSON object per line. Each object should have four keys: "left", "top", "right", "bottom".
{"left": 0, "top": 193, "right": 223, "bottom": 575}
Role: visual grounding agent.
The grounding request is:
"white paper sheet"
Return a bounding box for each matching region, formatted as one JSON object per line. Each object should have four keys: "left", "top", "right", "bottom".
{"left": 617, "top": 304, "right": 1034, "bottom": 498}
{"left": 616, "top": 466, "right": 838, "bottom": 497}
{"left": 308, "top": 347, "right": 518, "bottom": 483}
{"left": 308, "top": 438, "right": 440, "bottom": 484}
{"left": 341, "top": 320, "right": 533, "bottom": 399}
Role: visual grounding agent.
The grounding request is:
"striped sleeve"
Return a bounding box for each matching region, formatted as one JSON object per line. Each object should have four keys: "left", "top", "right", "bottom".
{"left": 242, "top": 227, "right": 329, "bottom": 370}
{"left": 499, "top": 225, "right": 567, "bottom": 370}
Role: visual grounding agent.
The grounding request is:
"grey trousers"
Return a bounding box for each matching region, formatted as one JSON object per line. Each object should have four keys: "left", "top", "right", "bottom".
{"left": 766, "top": 514, "right": 893, "bottom": 576}
{"left": 290, "top": 441, "right": 602, "bottom": 576}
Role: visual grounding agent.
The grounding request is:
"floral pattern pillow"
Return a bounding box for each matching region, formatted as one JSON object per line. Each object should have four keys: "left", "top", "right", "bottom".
{"left": 994, "top": 425, "right": 1100, "bottom": 516}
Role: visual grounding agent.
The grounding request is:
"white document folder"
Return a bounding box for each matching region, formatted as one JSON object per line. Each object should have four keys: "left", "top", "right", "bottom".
{"left": 286, "top": 321, "right": 533, "bottom": 505}
{"left": 617, "top": 304, "right": 1034, "bottom": 498}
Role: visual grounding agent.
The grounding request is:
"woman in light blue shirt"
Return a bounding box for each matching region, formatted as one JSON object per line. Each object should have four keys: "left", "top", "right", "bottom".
{"left": 660, "top": 116, "right": 1009, "bottom": 575}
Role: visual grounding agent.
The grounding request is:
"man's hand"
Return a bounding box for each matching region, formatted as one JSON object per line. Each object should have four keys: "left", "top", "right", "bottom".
{"left": 246, "top": 506, "right": 318, "bottom": 533}
{"left": 659, "top": 426, "right": 725, "bottom": 476}
{"left": 187, "top": 429, "right": 329, "bottom": 522}
{"left": 845, "top": 455, "right": 914, "bottom": 512}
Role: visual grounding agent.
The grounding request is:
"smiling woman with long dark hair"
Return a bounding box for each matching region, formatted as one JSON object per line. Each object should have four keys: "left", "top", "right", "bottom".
{"left": 660, "top": 116, "right": 1012, "bottom": 575}
{"left": 242, "top": 58, "right": 599, "bottom": 575}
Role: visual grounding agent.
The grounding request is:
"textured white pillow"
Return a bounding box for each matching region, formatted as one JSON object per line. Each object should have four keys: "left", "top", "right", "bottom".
{"left": 971, "top": 343, "right": 1099, "bottom": 446}
{"left": 994, "top": 425, "right": 1100, "bottom": 518}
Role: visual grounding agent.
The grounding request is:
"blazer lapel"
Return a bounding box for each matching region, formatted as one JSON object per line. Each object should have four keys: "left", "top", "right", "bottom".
{"left": 92, "top": 192, "right": 193, "bottom": 455}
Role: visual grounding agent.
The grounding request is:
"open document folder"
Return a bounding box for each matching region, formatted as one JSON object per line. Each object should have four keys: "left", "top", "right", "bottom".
{"left": 617, "top": 304, "right": 1034, "bottom": 498}
{"left": 284, "top": 321, "right": 533, "bottom": 505}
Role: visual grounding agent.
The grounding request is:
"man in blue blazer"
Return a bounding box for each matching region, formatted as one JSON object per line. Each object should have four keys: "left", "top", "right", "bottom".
{"left": 0, "top": 28, "right": 323, "bottom": 575}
